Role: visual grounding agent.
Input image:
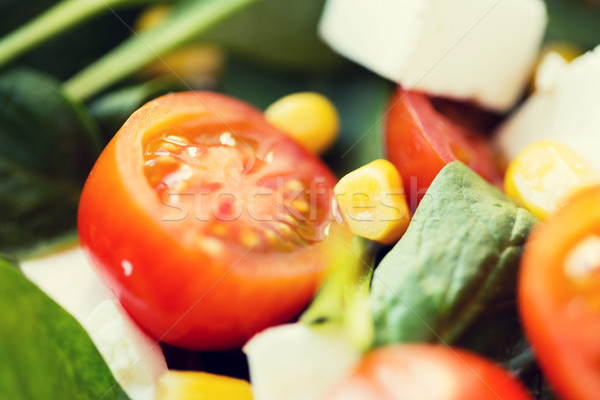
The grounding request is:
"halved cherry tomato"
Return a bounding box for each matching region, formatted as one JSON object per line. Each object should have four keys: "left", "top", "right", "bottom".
{"left": 326, "top": 344, "right": 532, "bottom": 400}
{"left": 385, "top": 88, "right": 503, "bottom": 211}
{"left": 519, "top": 186, "right": 600, "bottom": 400}
{"left": 78, "top": 91, "right": 353, "bottom": 350}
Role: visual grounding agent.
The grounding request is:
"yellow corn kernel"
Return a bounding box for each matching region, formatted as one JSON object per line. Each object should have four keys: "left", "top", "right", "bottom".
{"left": 156, "top": 371, "right": 253, "bottom": 400}
{"left": 135, "top": 5, "right": 171, "bottom": 31}
{"left": 264, "top": 92, "right": 340, "bottom": 154}
{"left": 504, "top": 141, "right": 600, "bottom": 220}
{"left": 334, "top": 159, "right": 410, "bottom": 244}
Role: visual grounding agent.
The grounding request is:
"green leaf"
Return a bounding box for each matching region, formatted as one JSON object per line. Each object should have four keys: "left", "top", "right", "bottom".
{"left": 204, "top": 0, "right": 343, "bottom": 72}
{"left": 300, "top": 237, "right": 377, "bottom": 351}
{"left": 220, "top": 58, "right": 391, "bottom": 176}
{"left": 0, "top": 256, "right": 130, "bottom": 399}
{"left": 0, "top": 68, "right": 101, "bottom": 257}
{"left": 370, "top": 162, "right": 537, "bottom": 358}
{"left": 544, "top": 0, "right": 600, "bottom": 50}
{"left": 89, "top": 78, "right": 184, "bottom": 142}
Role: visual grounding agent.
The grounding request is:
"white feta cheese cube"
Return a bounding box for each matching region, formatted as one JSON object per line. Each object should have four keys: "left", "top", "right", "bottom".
{"left": 319, "top": 0, "right": 547, "bottom": 112}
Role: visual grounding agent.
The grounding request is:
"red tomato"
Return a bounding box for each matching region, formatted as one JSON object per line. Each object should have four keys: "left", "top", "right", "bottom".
{"left": 327, "top": 344, "right": 532, "bottom": 400}
{"left": 385, "top": 88, "right": 503, "bottom": 211}
{"left": 519, "top": 186, "right": 600, "bottom": 400}
{"left": 78, "top": 91, "right": 353, "bottom": 350}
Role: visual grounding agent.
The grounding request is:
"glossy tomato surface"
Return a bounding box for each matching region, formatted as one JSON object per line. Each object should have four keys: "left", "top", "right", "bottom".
{"left": 78, "top": 91, "right": 353, "bottom": 350}
{"left": 385, "top": 88, "right": 502, "bottom": 211}
{"left": 520, "top": 186, "right": 600, "bottom": 400}
{"left": 327, "top": 344, "right": 532, "bottom": 400}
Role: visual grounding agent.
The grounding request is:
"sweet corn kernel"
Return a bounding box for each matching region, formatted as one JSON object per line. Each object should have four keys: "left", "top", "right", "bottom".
{"left": 334, "top": 159, "right": 410, "bottom": 244}
{"left": 504, "top": 141, "right": 600, "bottom": 220}
{"left": 156, "top": 371, "right": 253, "bottom": 400}
{"left": 264, "top": 92, "right": 340, "bottom": 154}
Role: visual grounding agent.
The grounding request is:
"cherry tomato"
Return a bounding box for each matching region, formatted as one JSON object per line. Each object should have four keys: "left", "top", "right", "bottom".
{"left": 385, "top": 88, "right": 503, "bottom": 211}
{"left": 327, "top": 344, "right": 532, "bottom": 400}
{"left": 78, "top": 91, "right": 353, "bottom": 350}
{"left": 519, "top": 186, "right": 600, "bottom": 400}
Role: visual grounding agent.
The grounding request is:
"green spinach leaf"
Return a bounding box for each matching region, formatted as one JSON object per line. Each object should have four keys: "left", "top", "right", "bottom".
{"left": 370, "top": 162, "right": 537, "bottom": 361}
{"left": 0, "top": 68, "right": 101, "bottom": 257}
{"left": 0, "top": 256, "right": 130, "bottom": 399}
{"left": 89, "top": 78, "right": 184, "bottom": 142}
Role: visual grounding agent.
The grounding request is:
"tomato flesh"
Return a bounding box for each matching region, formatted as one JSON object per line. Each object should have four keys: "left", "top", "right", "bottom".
{"left": 520, "top": 186, "right": 600, "bottom": 400}
{"left": 326, "top": 344, "right": 532, "bottom": 400}
{"left": 385, "top": 88, "right": 503, "bottom": 211}
{"left": 78, "top": 92, "right": 352, "bottom": 350}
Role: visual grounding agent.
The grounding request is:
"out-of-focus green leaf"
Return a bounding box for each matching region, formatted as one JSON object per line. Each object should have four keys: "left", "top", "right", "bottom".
{"left": 204, "top": 0, "right": 343, "bottom": 72}
{"left": 0, "top": 256, "right": 130, "bottom": 399}
{"left": 0, "top": 68, "right": 100, "bottom": 257}
{"left": 544, "top": 0, "right": 600, "bottom": 50}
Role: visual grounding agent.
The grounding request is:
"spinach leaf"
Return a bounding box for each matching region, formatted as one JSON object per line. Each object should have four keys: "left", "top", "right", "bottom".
{"left": 89, "top": 78, "right": 184, "bottom": 142}
{"left": 0, "top": 68, "right": 101, "bottom": 257}
{"left": 0, "top": 255, "right": 130, "bottom": 399}
{"left": 221, "top": 58, "right": 391, "bottom": 176}
{"left": 544, "top": 0, "right": 600, "bottom": 50}
{"left": 204, "top": 0, "right": 343, "bottom": 72}
{"left": 370, "top": 162, "right": 537, "bottom": 361}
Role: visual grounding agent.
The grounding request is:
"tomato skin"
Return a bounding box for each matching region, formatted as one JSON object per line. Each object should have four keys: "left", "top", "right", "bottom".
{"left": 385, "top": 88, "right": 502, "bottom": 211}
{"left": 78, "top": 91, "right": 352, "bottom": 350}
{"left": 326, "top": 344, "right": 532, "bottom": 400}
{"left": 519, "top": 186, "right": 600, "bottom": 400}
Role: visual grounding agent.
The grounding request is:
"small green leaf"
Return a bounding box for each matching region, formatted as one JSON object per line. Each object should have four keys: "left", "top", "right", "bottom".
{"left": 544, "top": 0, "right": 600, "bottom": 50}
{"left": 0, "top": 68, "right": 101, "bottom": 257}
{"left": 204, "top": 0, "right": 343, "bottom": 72}
{"left": 370, "top": 162, "right": 537, "bottom": 358}
{"left": 89, "top": 78, "right": 184, "bottom": 142}
{"left": 0, "top": 256, "right": 130, "bottom": 399}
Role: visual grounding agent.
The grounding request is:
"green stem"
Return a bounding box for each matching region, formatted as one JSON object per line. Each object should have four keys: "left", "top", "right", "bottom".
{"left": 0, "top": 0, "right": 144, "bottom": 68}
{"left": 63, "top": 0, "right": 258, "bottom": 102}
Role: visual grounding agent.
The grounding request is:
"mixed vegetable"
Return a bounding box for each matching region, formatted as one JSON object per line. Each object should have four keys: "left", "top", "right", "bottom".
{"left": 1, "top": 0, "right": 600, "bottom": 399}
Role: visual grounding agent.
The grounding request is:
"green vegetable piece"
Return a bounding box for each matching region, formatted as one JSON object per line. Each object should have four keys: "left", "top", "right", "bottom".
{"left": 204, "top": 0, "right": 343, "bottom": 72}
{"left": 0, "top": 257, "right": 130, "bottom": 399}
{"left": 0, "top": 68, "right": 101, "bottom": 257}
{"left": 63, "top": 0, "right": 258, "bottom": 102}
{"left": 89, "top": 78, "right": 184, "bottom": 142}
{"left": 371, "top": 162, "right": 537, "bottom": 349}
{"left": 545, "top": 0, "right": 600, "bottom": 50}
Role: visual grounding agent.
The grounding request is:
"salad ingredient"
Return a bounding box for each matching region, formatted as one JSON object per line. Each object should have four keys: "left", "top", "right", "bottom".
{"left": 385, "top": 89, "right": 502, "bottom": 211}
{"left": 319, "top": 0, "right": 547, "bottom": 112}
{"left": 326, "top": 344, "right": 533, "bottom": 400}
{"left": 333, "top": 159, "right": 409, "bottom": 244}
{"left": 244, "top": 324, "right": 361, "bottom": 400}
{"left": 265, "top": 92, "right": 340, "bottom": 154}
{"left": 0, "top": 68, "right": 100, "bottom": 257}
{"left": 497, "top": 46, "right": 600, "bottom": 175}
{"left": 504, "top": 141, "right": 600, "bottom": 220}
{"left": 156, "top": 371, "right": 253, "bottom": 400}
{"left": 544, "top": 0, "right": 600, "bottom": 50}
{"left": 63, "top": 0, "right": 257, "bottom": 102}
{"left": 519, "top": 186, "right": 600, "bottom": 400}
{"left": 0, "top": 256, "right": 130, "bottom": 400}
{"left": 371, "top": 162, "right": 537, "bottom": 356}
{"left": 85, "top": 299, "right": 168, "bottom": 400}
{"left": 78, "top": 91, "right": 355, "bottom": 350}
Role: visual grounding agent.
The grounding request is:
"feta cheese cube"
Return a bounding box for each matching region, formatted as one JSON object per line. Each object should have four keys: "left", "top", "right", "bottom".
{"left": 319, "top": 0, "right": 547, "bottom": 112}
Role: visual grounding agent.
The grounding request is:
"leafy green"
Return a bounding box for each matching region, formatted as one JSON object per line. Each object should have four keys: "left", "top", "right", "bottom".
{"left": 89, "top": 78, "right": 184, "bottom": 142}
{"left": 63, "top": 0, "right": 258, "bottom": 101}
{"left": 370, "top": 162, "right": 537, "bottom": 361}
{"left": 0, "top": 255, "right": 130, "bottom": 399}
{"left": 301, "top": 237, "right": 376, "bottom": 351}
{"left": 0, "top": 68, "right": 100, "bottom": 257}
{"left": 544, "top": 0, "right": 600, "bottom": 50}
{"left": 204, "top": 0, "right": 343, "bottom": 72}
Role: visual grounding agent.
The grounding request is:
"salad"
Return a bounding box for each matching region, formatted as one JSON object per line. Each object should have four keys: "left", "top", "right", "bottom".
{"left": 1, "top": 0, "right": 600, "bottom": 399}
